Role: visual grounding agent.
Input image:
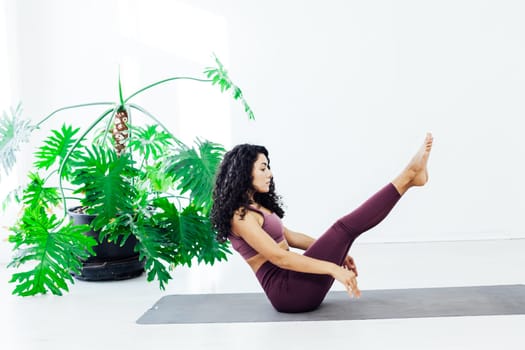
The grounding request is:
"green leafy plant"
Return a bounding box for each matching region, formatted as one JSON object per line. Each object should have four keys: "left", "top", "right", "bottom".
{"left": 0, "top": 54, "right": 254, "bottom": 296}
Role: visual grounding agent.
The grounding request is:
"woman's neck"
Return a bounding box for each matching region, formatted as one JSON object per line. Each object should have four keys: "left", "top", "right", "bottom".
{"left": 247, "top": 189, "right": 255, "bottom": 203}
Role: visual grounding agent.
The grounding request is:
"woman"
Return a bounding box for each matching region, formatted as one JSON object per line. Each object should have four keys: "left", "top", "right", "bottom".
{"left": 211, "top": 133, "right": 433, "bottom": 313}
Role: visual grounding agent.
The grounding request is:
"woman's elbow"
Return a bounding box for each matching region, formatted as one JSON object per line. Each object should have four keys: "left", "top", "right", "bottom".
{"left": 268, "top": 251, "right": 292, "bottom": 269}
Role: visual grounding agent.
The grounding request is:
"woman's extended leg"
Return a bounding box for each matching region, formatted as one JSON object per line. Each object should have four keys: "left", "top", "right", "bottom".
{"left": 257, "top": 133, "right": 433, "bottom": 312}
{"left": 303, "top": 183, "right": 401, "bottom": 265}
{"left": 304, "top": 132, "right": 434, "bottom": 265}
{"left": 256, "top": 183, "right": 401, "bottom": 312}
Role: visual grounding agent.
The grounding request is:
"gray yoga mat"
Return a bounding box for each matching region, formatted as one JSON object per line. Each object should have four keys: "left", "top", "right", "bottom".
{"left": 137, "top": 284, "right": 525, "bottom": 324}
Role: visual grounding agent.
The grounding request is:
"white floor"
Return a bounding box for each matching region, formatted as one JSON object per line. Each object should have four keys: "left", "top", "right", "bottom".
{"left": 1, "top": 237, "right": 524, "bottom": 350}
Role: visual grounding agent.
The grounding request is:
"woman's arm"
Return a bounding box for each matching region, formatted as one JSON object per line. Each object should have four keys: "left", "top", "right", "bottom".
{"left": 284, "top": 226, "right": 359, "bottom": 276}
{"left": 231, "top": 211, "right": 360, "bottom": 297}
{"left": 283, "top": 226, "right": 316, "bottom": 250}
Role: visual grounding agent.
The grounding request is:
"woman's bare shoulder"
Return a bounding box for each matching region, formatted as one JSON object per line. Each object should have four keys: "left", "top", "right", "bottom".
{"left": 232, "top": 207, "right": 262, "bottom": 225}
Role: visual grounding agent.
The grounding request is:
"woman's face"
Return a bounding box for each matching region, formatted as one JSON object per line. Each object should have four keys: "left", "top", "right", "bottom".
{"left": 251, "top": 153, "right": 273, "bottom": 193}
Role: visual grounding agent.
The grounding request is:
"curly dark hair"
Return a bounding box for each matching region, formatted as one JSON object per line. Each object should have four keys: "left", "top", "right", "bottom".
{"left": 211, "top": 144, "right": 285, "bottom": 243}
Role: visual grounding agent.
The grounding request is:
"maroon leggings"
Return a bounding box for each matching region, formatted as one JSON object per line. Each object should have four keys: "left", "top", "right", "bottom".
{"left": 255, "top": 183, "right": 401, "bottom": 313}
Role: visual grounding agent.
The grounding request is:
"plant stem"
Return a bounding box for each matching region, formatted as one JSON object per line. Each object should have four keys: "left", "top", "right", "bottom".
{"left": 36, "top": 102, "right": 115, "bottom": 128}
{"left": 124, "top": 77, "right": 212, "bottom": 103}
{"left": 63, "top": 196, "right": 83, "bottom": 201}
{"left": 44, "top": 169, "right": 58, "bottom": 183}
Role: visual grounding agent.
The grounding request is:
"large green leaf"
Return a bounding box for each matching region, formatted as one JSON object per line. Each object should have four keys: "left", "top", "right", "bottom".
{"left": 0, "top": 104, "right": 34, "bottom": 180}
{"left": 164, "top": 140, "right": 225, "bottom": 214}
{"left": 177, "top": 205, "right": 230, "bottom": 265}
{"left": 34, "top": 124, "right": 84, "bottom": 178}
{"left": 143, "top": 163, "right": 175, "bottom": 193}
{"left": 195, "top": 227, "right": 231, "bottom": 265}
{"left": 127, "top": 198, "right": 231, "bottom": 290}
{"left": 152, "top": 198, "right": 228, "bottom": 266}
{"left": 128, "top": 125, "right": 174, "bottom": 163}
{"left": 133, "top": 220, "right": 174, "bottom": 290}
{"left": 71, "top": 146, "right": 137, "bottom": 230}
{"left": 8, "top": 207, "right": 97, "bottom": 296}
{"left": 203, "top": 54, "right": 255, "bottom": 120}
{"left": 130, "top": 202, "right": 178, "bottom": 289}
{"left": 22, "top": 172, "right": 61, "bottom": 209}
{"left": 151, "top": 198, "right": 192, "bottom": 266}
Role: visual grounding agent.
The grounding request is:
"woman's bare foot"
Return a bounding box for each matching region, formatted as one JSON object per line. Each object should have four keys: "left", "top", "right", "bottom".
{"left": 392, "top": 133, "right": 433, "bottom": 195}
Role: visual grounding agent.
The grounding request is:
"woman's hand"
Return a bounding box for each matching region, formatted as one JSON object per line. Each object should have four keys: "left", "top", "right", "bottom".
{"left": 331, "top": 265, "right": 361, "bottom": 298}
{"left": 343, "top": 255, "right": 358, "bottom": 276}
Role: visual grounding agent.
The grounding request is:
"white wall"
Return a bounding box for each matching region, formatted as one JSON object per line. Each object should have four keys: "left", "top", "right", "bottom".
{"left": 1, "top": 0, "right": 524, "bottom": 243}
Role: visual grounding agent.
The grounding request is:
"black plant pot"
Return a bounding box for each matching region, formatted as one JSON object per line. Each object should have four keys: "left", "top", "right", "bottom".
{"left": 68, "top": 207, "right": 144, "bottom": 281}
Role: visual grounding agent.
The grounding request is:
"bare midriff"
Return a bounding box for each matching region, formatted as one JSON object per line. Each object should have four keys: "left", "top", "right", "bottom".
{"left": 245, "top": 239, "right": 290, "bottom": 273}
